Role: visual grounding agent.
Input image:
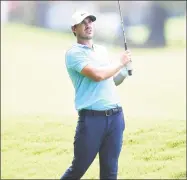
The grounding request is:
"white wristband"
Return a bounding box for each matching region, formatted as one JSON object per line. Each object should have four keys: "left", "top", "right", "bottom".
{"left": 126, "top": 61, "right": 133, "bottom": 72}
{"left": 120, "top": 66, "right": 128, "bottom": 76}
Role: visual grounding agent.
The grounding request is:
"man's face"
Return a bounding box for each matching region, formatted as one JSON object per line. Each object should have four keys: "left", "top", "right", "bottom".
{"left": 72, "top": 17, "right": 94, "bottom": 40}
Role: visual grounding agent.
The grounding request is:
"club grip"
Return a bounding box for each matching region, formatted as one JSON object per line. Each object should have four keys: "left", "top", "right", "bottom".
{"left": 125, "top": 43, "right": 128, "bottom": 51}
{"left": 124, "top": 43, "right": 132, "bottom": 76}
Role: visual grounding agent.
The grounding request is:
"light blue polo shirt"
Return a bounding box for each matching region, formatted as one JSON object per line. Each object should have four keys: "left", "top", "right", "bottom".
{"left": 65, "top": 43, "right": 122, "bottom": 111}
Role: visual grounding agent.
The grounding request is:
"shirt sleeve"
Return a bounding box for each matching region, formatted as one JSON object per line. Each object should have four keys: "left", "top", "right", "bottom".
{"left": 65, "top": 50, "right": 90, "bottom": 73}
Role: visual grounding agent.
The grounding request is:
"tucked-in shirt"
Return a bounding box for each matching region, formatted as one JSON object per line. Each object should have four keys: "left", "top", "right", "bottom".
{"left": 65, "top": 43, "right": 121, "bottom": 111}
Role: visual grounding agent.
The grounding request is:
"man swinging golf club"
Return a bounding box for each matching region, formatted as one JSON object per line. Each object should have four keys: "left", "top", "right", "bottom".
{"left": 60, "top": 9, "right": 132, "bottom": 179}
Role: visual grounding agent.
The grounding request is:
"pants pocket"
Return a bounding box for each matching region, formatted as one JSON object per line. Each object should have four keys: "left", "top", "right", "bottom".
{"left": 74, "top": 116, "right": 86, "bottom": 144}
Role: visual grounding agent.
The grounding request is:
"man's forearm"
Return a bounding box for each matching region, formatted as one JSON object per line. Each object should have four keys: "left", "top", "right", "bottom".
{"left": 96, "top": 62, "right": 124, "bottom": 81}
{"left": 113, "top": 67, "right": 128, "bottom": 86}
{"left": 81, "top": 62, "right": 124, "bottom": 82}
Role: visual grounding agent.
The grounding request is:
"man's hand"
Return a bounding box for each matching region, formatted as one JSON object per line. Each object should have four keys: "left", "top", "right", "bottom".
{"left": 120, "top": 50, "right": 132, "bottom": 67}
{"left": 113, "top": 50, "right": 132, "bottom": 86}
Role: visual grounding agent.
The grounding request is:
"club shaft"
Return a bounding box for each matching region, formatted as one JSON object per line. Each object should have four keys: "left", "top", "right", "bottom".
{"left": 117, "top": 0, "right": 132, "bottom": 76}
{"left": 117, "top": 0, "right": 127, "bottom": 50}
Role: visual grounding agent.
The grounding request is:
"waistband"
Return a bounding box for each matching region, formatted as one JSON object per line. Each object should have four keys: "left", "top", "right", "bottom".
{"left": 78, "top": 106, "right": 122, "bottom": 117}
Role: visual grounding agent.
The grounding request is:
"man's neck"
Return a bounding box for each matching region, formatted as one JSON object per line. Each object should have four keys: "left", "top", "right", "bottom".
{"left": 77, "top": 39, "right": 93, "bottom": 49}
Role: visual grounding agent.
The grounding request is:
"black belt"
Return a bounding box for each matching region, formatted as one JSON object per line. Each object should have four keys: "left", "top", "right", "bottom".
{"left": 78, "top": 107, "right": 122, "bottom": 116}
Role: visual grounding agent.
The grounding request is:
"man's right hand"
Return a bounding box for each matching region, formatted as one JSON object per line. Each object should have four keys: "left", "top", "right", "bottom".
{"left": 120, "top": 50, "right": 131, "bottom": 67}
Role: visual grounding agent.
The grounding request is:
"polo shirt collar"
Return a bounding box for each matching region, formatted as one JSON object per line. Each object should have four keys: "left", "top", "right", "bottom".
{"left": 75, "top": 43, "right": 95, "bottom": 50}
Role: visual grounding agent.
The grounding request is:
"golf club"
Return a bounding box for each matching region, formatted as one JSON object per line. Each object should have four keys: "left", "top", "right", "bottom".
{"left": 117, "top": 0, "right": 132, "bottom": 76}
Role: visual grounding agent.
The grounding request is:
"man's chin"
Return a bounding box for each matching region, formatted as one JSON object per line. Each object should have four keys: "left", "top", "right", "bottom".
{"left": 79, "top": 34, "right": 93, "bottom": 40}
{"left": 87, "top": 36, "right": 93, "bottom": 40}
{"left": 84, "top": 36, "right": 93, "bottom": 40}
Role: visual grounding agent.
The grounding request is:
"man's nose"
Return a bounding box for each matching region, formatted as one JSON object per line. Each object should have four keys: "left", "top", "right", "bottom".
{"left": 86, "top": 24, "right": 91, "bottom": 29}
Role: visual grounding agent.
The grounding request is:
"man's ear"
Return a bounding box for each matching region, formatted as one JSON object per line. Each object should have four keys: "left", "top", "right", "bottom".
{"left": 71, "top": 25, "right": 76, "bottom": 34}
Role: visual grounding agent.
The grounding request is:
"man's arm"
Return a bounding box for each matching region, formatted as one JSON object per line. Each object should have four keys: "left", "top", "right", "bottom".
{"left": 66, "top": 49, "right": 131, "bottom": 82}
{"left": 80, "top": 50, "right": 131, "bottom": 82}
{"left": 81, "top": 61, "right": 124, "bottom": 82}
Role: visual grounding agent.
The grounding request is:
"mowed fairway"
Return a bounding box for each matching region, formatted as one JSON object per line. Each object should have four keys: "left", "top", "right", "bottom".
{"left": 1, "top": 23, "right": 186, "bottom": 179}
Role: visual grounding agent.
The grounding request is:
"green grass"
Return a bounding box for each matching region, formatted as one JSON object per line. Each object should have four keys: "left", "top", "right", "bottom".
{"left": 2, "top": 116, "right": 186, "bottom": 179}
{"left": 1, "top": 22, "right": 186, "bottom": 179}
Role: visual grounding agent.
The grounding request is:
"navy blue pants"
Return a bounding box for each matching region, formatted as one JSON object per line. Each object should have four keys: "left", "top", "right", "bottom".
{"left": 61, "top": 108, "right": 125, "bottom": 179}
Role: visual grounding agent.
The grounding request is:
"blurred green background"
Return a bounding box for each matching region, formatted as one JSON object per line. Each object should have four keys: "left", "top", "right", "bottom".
{"left": 1, "top": 1, "right": 186, "bottom": 179}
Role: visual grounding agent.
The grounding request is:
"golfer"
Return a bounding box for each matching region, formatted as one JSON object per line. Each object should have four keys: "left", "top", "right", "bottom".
{"left": 61, "top": 10, "right": 132, "bottom": 179}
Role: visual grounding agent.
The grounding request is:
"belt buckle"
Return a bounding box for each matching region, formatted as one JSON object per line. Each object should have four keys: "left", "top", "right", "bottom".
{"left": 105, "top": 110, "right": 111, "bottom": 116}
{"left": 113, "top": 108, "right": 118, "bottom": 113}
